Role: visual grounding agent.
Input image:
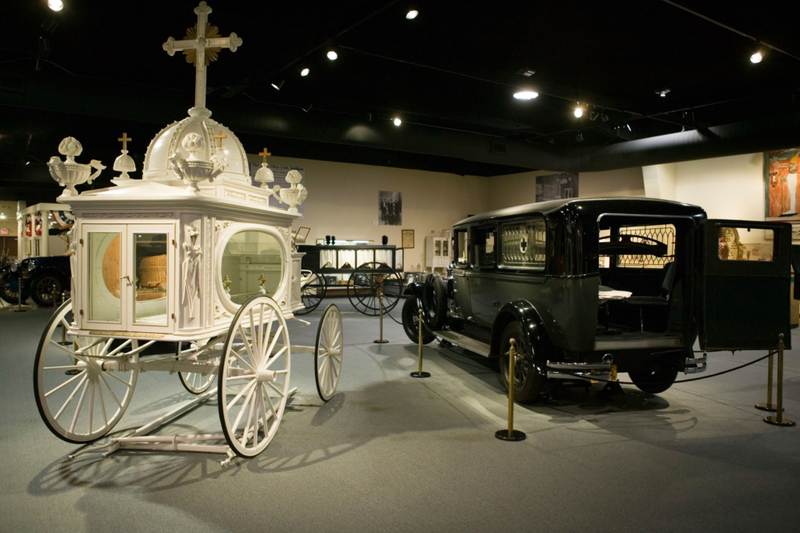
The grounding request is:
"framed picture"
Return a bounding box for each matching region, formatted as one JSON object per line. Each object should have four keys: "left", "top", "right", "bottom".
{"left": 402, "top": 229, "right": 414, "bottom": 249}
{"left": 765, "top": 148, "right": 800, "bottom": 221}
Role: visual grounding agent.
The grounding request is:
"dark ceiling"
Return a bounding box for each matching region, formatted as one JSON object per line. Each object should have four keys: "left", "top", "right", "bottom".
{"left": 2, "top": 0, "right": 800, "bottom": 205}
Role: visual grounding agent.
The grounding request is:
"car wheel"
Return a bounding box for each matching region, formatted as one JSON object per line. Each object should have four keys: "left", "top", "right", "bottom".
{"left": 628, "top": 368, "right": 678, "bottom": 394}
{"left": 0, "top": 272, "right": 28, "bottom": 305}
{"left": 422, "top": 274, "right": 448, "bottom": 330}
{"left": 402, "top": 297, "right": 436, "bottom": 344}
{"left": 29, "top": 272, "right": 65, "bottom": 307}
{"left": 498, "top": 321, "right": 546, "bottom": 403}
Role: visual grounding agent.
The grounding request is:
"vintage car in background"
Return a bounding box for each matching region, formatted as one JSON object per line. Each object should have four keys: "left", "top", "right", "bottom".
{"left": 1, "top": 255, "right": 71, "bottom": 306}
{"left": 402, "top": 198, "right": 792, "bottom": 401}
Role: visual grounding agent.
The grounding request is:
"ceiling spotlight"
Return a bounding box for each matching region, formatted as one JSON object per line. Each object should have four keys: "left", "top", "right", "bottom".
{"left": 300, "top": 67, "right": 310, "bottom": 77}
{"left": 750, "top": 51, "right": 763, "bottom": 64}
{"left": 656, "top": 88, "right": 671, "bottom": 97}
{"left": 271, "top": 79, "right": 284, "bottom": 91}
{"left": 48, "top": 0, "right": 63, "bottom": 12}
{"left": 513, "top": 90, "right": 539, "bottom": 100}
{"left": 393, "top": 117, "right": 402, "bottom": 126}
{"left": 574, "top": 105, "right": 584, "bottom": 118}
{"left": 625, "top": 123, "right": 632, "bottom": 131}
{"left": 326, "top": 44, "right": 338, "bottom": 61}
{"left": 406, "top": 10, "right": 419, "bottom": 20}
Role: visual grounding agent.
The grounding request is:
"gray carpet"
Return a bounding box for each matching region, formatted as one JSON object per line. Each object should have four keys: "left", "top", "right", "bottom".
{"left": 1, "top": 297, "right": 798, "bottom": 532}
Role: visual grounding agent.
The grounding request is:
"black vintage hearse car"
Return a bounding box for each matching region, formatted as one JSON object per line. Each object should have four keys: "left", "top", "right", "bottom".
{"left": 402, "top": 198, "right": 792, "bottom": 401}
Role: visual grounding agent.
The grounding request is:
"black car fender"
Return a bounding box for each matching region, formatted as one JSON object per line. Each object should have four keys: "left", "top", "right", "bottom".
{"left": 490, "top": 299, "right": 562, "bottom": 362}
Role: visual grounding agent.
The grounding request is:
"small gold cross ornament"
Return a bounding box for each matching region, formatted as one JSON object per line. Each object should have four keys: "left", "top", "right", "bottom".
{"left": 258, "top": 148, "right": 271, "bottom": 164}
{"left": 212, "top": 131, "right": 227, "bottom": 149}
{"left": 118, "top": 133, "right": 132, "bottom": 150}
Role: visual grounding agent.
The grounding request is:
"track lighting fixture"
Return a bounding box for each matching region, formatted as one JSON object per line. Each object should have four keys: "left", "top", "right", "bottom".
{"left": 326, "top": 43, "right": 338, "bottom": 61}
{"left": 48, "top": 0, "right": 63, "bottom": 12}
{"left": 575, "top": 133, "right": 584, "bottom": 142}
{"left": 573, "top": 105, "right": 584, "bottom": 118}
{"left": 750, "top": 50, "right": 763, "bottom": 63}
{"left": 406, "top": 9, "right": 419, "bottom": 20}
{"left": 300, "top": 67, "right": 310, "bottom": 77}
{"left": 655, "top": 88, "right": 671, "bottom": 97}
{"left": 393, "top": 117, "right": 402, "bottom": 126}
{"left": 302, "top": 104, "right": 313, "bottom": 113}
{"left": 271, "top": 79, "right": 285, "bottom": 90}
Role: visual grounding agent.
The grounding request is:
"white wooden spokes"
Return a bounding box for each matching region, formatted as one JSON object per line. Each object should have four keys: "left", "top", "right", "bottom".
{"left": 178, "top": 337, "right": 221, "bottom": 394}
{"left": 33, "top": 301, "right": 139, "bottom": 443}
{"left": 314, "top": 304, "right": 343, "bottom": 401}
{"left": 218, "top": 296, "right": 290, "bottom": 458}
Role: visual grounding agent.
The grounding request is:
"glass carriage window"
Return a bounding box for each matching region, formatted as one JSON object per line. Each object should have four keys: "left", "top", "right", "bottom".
{"left": 454, "top": 230, "right": 468, "bottom": 265}
{"left": 134, "top": 233, "right": 168, "bottom": 325}
{"left": 88, "top": 232, "right": 121, "bottom": 322}
{"left": 500, "top": 219, "right": 546, "bottom": 270}
{"left": 221, "top": 231, "right": 283, "bottom": 305}
{"left": 472, "top": 226, "right": 496, "bottom": 267}
{"left": 718, "top": 227, "right": 774, "bottom": 261}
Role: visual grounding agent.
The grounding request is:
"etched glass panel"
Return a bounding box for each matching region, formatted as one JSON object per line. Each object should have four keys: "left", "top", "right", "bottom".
{"left": 500, "top": 220, "right": 546, "bottom": 270}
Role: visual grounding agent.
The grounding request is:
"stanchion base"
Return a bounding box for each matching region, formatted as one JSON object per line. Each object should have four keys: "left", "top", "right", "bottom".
{"left": 495, "top": 429, "right": 526, "bottom": 441}
{"left": 755, "top": 403, "right": 779, "bottom": 412}
{"left": 410, "top": 371, "right": 431, "bottom": 378}
{"left": 764, "top": 416, "right": 796, "bottom": 427}
{"left": 373, "top": 339, "right": 389, "bottom": 344}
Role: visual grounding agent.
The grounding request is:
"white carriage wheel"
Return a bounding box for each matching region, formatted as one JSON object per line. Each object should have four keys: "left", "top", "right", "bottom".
{"left": 178, "top": 338, "right": 218, "bottom": 395}
{"left": 314, "top": 304, "right": 343, "bottom": 402}
{"left": 218, "top": 295, "right": 291, "bottom": 458}
{"left": 33, "top": 300, "right": 139, "bottom": 443}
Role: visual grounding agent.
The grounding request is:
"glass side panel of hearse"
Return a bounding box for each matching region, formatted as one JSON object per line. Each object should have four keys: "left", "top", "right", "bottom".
{"left": 699, "top": 220, "right": 792, "bottom": 351}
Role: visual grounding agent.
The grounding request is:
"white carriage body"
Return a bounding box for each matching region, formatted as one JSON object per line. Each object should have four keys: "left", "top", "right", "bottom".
{"left": 61, "top": 111, "right": 304, "bottom": 341}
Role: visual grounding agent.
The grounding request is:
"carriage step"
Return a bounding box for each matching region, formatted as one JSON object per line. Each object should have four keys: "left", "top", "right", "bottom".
{"left": 433, "top": 331, "right": 491, "bottom": 356}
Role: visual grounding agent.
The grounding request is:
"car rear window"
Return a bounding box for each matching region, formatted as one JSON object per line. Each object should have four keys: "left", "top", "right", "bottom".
{"left": 500, "top": 219, "right": 546, "bottom": 270}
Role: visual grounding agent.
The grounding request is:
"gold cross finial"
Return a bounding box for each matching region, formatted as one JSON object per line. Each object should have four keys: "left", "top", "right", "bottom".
{"left": 118, "top": 133, "right": 132, "bottom": 151}
{"left": 259, "top": 148, "right": 271, "bottom": 164}
{"left": 212, "top": 131, "right": 227, "bottom": 149}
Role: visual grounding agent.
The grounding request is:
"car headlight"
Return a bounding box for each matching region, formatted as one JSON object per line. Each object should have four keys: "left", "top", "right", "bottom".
{"left": 27, "top": 260, "right": 37, "bottom": 272}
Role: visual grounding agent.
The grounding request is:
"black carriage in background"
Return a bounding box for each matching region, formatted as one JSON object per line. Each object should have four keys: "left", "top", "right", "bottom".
{"left": 403, "top": 198, "right": 793, "bottom": 401}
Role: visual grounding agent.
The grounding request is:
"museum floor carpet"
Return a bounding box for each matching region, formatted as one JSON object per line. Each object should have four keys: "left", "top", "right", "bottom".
{"left": 1, "top": 297, "right": 798, "bottom": 532}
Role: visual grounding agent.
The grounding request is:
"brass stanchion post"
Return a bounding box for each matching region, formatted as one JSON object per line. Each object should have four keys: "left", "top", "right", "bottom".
{"left": 496, "top": 338, "right": 526, "bottom": 441}
{"left": 755, "top": 353, "right": 776, "bottom": 412}
{"left": 373, "top": 289, "right": 388, "bottom": 344}
{"left": 410, "top": 307, "right": 430, "bottom": 378}
{"left": 765, "top": 334, "right": 795, "bottom": 427}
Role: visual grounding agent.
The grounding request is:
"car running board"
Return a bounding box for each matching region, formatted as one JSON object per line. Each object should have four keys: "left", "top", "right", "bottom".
{"left": 434, "top": 330, "right": 491, "bottom": 356}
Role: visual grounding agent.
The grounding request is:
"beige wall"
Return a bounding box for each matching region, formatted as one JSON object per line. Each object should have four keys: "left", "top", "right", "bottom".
{"left": 0, "top": 201, "right": 16, "bottom": 236}
{"left": 485, "top": 167, "right": 645, "bottom": 211}
{"left": 250, "top": 156, "right": 490, "bottom": 269}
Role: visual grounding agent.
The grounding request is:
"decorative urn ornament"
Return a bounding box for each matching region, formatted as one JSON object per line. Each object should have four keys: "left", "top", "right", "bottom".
{"left": 168, "top": 132, "right": 226, "bottom": 192}
{"left": 271, "top": 169, "right": 308, "bottom": 213}
{"left": 47, "top": 137, "right": 106, "bottom": 197}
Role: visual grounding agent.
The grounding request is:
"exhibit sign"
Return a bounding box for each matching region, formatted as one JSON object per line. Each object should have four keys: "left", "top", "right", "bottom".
{"left": 402, "top": 229, "right": 414, "bottom": 249}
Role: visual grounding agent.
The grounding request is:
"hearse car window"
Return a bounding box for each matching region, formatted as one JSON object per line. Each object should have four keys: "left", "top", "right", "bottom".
{"left": 454, "top": 229, "right": 469, "bottom": 266}
{"left": 718, "top": 227, "right": 775, "bottom": 261}
{"left": 499, "top": 219, "right": 546, "bottom": 271}
{"left": 599, "top": 224, "right": 675, "bottom": 269}
{"left": 472, "top": 226, "right": 496, "bottom": 267}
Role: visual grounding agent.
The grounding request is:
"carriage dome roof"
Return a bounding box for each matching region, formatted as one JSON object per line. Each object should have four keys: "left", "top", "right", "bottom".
{"left": 142, "top": 106, "right": 250, "bottom": 185}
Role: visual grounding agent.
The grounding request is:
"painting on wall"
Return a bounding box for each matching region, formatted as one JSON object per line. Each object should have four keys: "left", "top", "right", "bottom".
{"left": 379, "top": 191, "right": 402, "bottom": 226}
{"left": 765, "top": 148, "right": 800, "bottom": 221}
{"left": 535, "top": 172, "right": 578, "bottom": 202}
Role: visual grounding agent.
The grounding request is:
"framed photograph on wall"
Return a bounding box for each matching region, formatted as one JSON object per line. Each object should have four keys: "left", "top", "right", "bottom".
{"left": 379, "top": 191, "right": 402, "bottom": 226}
{"left": 765, "top": 148, "right": 800, "bottom": 221}
{"left": 401, "top": 229, "right": 414, "bottom": 249}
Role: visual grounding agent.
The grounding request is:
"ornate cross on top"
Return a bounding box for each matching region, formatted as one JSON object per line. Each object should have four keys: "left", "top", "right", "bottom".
{"left": 118, "top": 133, "right": 132, "bottom": 151}
{"left": 212, "top": 131, "right": 227, "bottom": 149}
{"left": 258, "top": 148, "right": 271, "bottom": 164}
{"left": 163, "top": 2, "right": 243, "bottom": 110}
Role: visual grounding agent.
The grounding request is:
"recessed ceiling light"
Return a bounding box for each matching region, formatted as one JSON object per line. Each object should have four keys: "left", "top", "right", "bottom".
{"left": 513, "top": 90, "right": 539, "bottom": 100}
{"left": 48, "top": 0, "right": 63, "bottom": 11}
{"left": 406, "top": 10, "right": 418, "bottom": 20}
{"left": 750, "top": 51, "right": 763, "bottom": 63}
{"left": 300, "top": 67, "right": 310, "bottom": 77}
{"left": 393, "top": 117, "right": 402, "bottom": 126}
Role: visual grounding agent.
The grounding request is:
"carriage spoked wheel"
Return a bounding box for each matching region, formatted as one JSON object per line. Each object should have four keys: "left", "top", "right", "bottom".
{"left": 314, "top": 304, "right": 344, "bottom": 401}
{"left": 218, "top": 295, "right": 291, "bottom": 458}
{"left": 295, "top": 269, "right": 327, "bottom": 315}
{"left": 178, "top": 337, "right": 221, "bottom": 394}
{"left": 347, "top": 262, "right": 403, "bottom": 316}
{"left": 33, "top": 300, "right": 140, "bottom": 443}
